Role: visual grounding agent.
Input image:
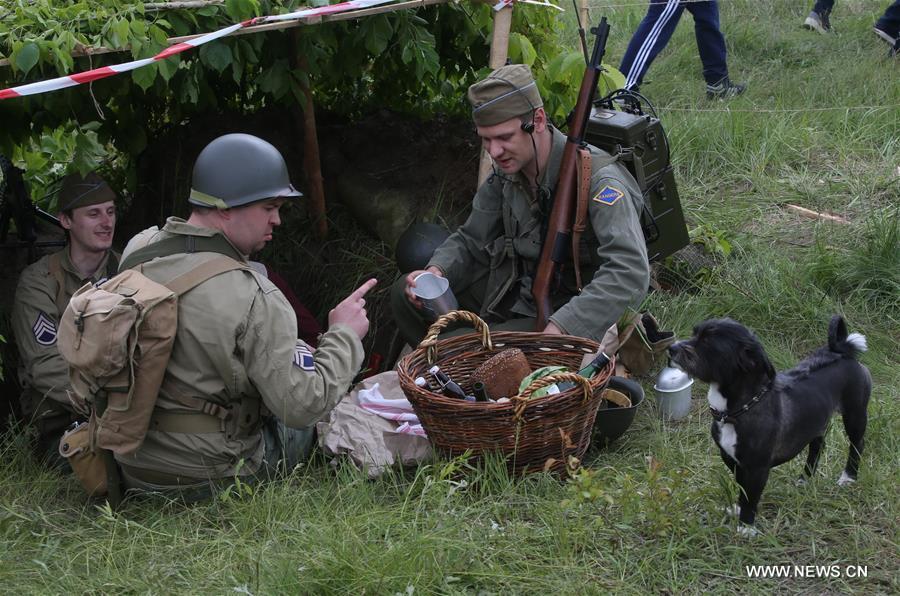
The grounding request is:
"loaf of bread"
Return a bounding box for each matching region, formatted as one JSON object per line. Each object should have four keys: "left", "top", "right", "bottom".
{"left": 470, "top": 348, "right": 532, "bottom": 399}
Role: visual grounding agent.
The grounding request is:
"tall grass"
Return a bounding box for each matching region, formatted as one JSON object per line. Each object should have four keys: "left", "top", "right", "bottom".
{"left": 1, "top": 0, "right": 898, "bottom": 593}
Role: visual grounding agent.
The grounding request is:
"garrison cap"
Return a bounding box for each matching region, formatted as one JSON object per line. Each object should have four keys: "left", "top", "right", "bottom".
{"left": 468, "top": 64, "right": 544, "bottom": 127}
{"left": 57, "top": 172, "right": 117, "bottom": 212}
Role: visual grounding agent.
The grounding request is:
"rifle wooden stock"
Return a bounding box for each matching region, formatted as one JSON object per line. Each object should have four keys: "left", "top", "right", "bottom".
{"left": 532, "top": 18, "right": 610, "bottom": 330}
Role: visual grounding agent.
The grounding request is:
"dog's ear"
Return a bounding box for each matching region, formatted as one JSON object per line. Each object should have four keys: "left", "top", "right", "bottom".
{"left": 739, "top": 342, "right": 776, "bottom": 380}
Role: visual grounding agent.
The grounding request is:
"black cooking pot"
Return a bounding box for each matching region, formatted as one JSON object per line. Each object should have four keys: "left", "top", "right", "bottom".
{"left": 593, "top": 376, "right": 644, "bottom": 446}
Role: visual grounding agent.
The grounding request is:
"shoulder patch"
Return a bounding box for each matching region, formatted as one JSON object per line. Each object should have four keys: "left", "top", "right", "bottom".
{"left": 32, "top": 312, "right": 57, "bottom": 346}
{"left": 293, "top": 341, "right": 315, "bottom": 371}
{"left": 592, "top": 185, "right": 624, "bottom": 206}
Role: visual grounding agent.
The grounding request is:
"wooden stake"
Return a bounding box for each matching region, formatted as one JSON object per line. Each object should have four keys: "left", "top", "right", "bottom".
{"left": 291, "top": 30, "right": 328, "bottom": 239}
{"left": 477, "top": 4, "right": 513, "bottom": 186}
{"left": 785, "top": 204, "right": 850, "bottom": 224}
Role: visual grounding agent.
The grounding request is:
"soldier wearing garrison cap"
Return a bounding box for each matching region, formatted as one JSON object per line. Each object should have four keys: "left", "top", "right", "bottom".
{"left": 12, "top": 171, "right": 120, "bottom": 466}
{"left": 393, "top": 64, "right": 650, "bottom": 346}
{"left": 115, "top": 133, "right": 376, "bottom": 500}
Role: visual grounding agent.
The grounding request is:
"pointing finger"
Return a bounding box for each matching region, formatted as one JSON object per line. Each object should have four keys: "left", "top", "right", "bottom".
{"left": 350, "top": 278, "right": 378, "bottom": 300}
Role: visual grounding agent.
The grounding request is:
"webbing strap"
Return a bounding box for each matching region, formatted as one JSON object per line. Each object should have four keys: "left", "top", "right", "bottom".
{"left": 47, "top": 251, "right": 68, "bottom": 313}
{"left": 572, "top": 147, "right": 592, "bottom": 292}
{"left": 164, "top": 256, "right": 247, "bottom": 296}
{"left": 118, "top": 234, "right": 243, "bottom": 272}
{"left": 161, "top": 375, "right": 232, "bottom": 420}
{"left": 149, "top": 411, "right": 223, "bottom": 434}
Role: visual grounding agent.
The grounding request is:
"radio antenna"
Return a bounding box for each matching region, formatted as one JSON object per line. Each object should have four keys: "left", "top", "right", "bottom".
{"left": 573, "top": 0, "right": 589, "bottom": 64}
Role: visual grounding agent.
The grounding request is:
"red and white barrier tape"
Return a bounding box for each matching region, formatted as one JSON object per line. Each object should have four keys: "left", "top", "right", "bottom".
{"left": 0, "top": 0, "right": 394, "bottom": 101}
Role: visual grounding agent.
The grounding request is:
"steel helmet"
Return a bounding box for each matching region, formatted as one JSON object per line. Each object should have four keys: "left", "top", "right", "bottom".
{"left": 395, "top": 222, "right": 450, "bottom": 273}
{"left": 189, "top": 133, "right": 302, "bottom": 208}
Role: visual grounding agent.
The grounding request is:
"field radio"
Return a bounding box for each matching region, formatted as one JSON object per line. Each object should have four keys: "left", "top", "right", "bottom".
{"left": 584, "top": 93, "right": 689, "bottom": 262}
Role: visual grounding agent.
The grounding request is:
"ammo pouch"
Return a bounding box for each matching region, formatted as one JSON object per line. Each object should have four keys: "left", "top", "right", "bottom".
{"left": 59, "top": 421, "right": 107, "bottom": 497}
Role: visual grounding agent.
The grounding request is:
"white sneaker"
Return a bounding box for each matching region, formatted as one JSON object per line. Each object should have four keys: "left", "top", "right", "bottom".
{"left": 803, "top": 10, "right": 831, "bottom": 34}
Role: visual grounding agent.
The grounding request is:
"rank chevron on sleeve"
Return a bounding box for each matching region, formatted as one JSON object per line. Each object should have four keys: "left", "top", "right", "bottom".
{"left": 0, "top": 0, "right": 394, "bottom": 101}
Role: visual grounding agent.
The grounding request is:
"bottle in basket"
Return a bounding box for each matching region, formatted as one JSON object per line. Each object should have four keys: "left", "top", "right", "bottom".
{"left": 472, "top": 381, "right": 491, "bottom": 402}
{"left": 554, "top": 352, "right": 611, "bottom": 392}
{"left": 428, "top": 365, "right": 474, "bottom": 401}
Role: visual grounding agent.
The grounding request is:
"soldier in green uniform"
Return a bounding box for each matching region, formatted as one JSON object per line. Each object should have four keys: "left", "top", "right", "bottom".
{"left": 115, "top": 133, "right": 376, "bottom": 500}
{"left": 392, "top": 64, "right": 649, "bottom": 345}
{"left": 12, "top": 172, "right": 119, "bottom": 465}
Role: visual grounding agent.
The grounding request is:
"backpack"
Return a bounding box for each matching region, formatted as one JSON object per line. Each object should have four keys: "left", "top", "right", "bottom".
{"left": 57, "top": 235, "right": 247, "bottom": 459}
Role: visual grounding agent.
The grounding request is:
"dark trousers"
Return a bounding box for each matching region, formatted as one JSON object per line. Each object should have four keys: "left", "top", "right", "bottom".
{"left": 877, "top": 1, "right": 900, "bottom": 35}
{"left": 812, "top": 0, "right": 835, "bottom": 14}
{"left": 619, "top": 0, "right": 729, "bottom": 89}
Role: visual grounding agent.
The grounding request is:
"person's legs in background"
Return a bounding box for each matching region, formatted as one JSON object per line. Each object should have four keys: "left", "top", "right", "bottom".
{"left": 619, "top": 0, "right": 687, "bottom": 91}
{"left": 804, "top": 0, "right": 835, "bottom": 33}
{"left": 688, "top": 1, "right": 745, "bottom": 99}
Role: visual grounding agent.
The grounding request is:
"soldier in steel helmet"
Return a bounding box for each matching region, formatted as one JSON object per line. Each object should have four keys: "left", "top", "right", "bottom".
{"left": 115, "top": 133, "right": 376, "bottom": 499}
{"left": 392, "top": 64, "right": 649, "bottom": 346}
{"left": 12, "top": 172, "right": 119, "bottom": 466}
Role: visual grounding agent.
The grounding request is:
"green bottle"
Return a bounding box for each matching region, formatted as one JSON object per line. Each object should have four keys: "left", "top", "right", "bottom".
{"left": 554, "top": 352, "right": 611, "bottom": 392}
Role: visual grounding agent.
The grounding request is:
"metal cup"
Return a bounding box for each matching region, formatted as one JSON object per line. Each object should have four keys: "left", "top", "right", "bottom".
{"left": 412, "top": 272, "right": 458, "bottom": 321}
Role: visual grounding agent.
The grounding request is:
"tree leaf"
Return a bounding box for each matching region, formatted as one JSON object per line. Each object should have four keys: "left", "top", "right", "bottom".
{"left": 14, "top": 42, "right": 40, "bottom": 75}
{"left": 132, "top": 62, "right": 158, "bottom": 91}
{"left": 201, "top": 42, "right": 233, "bottom": 74}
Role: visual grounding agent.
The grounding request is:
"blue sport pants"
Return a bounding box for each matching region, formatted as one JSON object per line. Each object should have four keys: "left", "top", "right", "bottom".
{"left": 619, "top": 0, "right": 729, "bottom": 90}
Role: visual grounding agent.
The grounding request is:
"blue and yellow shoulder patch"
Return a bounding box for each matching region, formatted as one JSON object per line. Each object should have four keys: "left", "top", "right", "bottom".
{"left": 592, "top": 185, "right": 624, "bottom": 206}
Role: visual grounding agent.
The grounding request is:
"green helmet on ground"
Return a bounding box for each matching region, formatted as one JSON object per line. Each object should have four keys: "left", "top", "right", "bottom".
{"left": 395, "top": 222, "right": 450, "bottom": 273}
{"left": 189, "top": 133, "right": 302, "bottom": 209}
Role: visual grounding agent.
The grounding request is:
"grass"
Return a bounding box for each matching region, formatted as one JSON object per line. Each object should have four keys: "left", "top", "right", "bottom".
{"left": 2, "top": 0, "right": 899, "bottom": 593}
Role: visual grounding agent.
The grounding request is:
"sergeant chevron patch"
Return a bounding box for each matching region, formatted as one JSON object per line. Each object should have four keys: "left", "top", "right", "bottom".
{"left": 32, "top": 312, "right": 57, "bottom": 346}
{"left": 293, "top": 341, "right": 315, "bottom": 371}
{"left": 592, "top": 185, "right": 624, "bottom": 206}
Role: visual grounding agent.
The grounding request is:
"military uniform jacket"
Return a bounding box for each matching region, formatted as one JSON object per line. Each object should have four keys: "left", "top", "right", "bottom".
{"left": 115, "top": 218, "right": 364, "bottom": 479}
{"left": 12, "top": 247, "right": 117, "bottom": 421}
{"left": 428, "top": 126, "right": 650, "bottom": 342}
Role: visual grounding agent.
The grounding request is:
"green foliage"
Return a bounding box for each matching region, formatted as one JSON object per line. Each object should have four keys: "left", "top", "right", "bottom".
{"left": 0, "top": 1, "right": 622, "bottom": 199}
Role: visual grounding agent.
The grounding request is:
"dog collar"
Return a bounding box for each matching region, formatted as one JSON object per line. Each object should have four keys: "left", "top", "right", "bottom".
{"left": 709, "top": 382, "right": 772, "bottom": 424}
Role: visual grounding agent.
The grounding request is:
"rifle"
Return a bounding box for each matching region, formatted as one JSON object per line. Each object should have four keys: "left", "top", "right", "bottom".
{"left": 532, "top": 18, "right": 610, "bottom": 331}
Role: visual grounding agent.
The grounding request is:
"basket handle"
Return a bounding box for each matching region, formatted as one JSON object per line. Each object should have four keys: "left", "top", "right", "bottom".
{"left": 512, "top": 372, "right": 593, "bottom": 420}
{"left": 418, "top": 310, "right": 492, "bottom": 364}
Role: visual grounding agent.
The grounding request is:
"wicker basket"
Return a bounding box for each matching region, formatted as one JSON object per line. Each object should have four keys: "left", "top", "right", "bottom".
{"left": 396, "top": 310, "right": 615, "bottom": 475}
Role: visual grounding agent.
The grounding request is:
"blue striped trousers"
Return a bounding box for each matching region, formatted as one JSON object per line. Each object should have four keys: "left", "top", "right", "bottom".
{"left": 619, "top": 0, "right": 729, "bottom": 90}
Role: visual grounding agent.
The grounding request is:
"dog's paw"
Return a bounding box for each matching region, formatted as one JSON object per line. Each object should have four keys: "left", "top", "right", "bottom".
{"left": 795, "top": 476, "right": 808, "bottom": 487}
{"left": 837, "top": 471, "right": 856, "bottom": 486}
{"left": 722, "top": 503, "right": 741, "bottom": 517}
{"left": 737, "top": 524, "right": 759, "bottom": 538}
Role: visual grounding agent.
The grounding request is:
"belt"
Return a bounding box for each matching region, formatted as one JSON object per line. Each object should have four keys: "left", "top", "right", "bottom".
{"left": 120, "top": 463, "right": 211, "bottom": 487}
{"left": 149, "top": 411, "right": 223, "bottom": 434}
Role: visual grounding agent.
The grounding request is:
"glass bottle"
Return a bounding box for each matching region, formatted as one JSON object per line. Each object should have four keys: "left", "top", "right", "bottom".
{"left": 554, "top": 352, "right": 611, "bottom": 392}
{"left": 428, "top": 365, "right": 472, "bottom": 401}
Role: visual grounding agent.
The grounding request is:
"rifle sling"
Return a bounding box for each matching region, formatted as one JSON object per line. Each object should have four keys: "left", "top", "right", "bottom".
{"left": 572, "top": 147, "right": 592, "bottom": 292}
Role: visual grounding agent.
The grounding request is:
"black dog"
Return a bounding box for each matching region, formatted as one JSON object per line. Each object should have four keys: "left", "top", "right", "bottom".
{"left": 668, "top": 315, "right": 871, "bottom": 533}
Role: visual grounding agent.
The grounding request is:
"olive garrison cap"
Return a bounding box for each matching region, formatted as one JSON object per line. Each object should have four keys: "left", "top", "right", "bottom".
{"left": 468, "top": 64, "right": 544, "bottom": 127}
{"left": 58, "top": 172, "right": 117, "bottom": 212}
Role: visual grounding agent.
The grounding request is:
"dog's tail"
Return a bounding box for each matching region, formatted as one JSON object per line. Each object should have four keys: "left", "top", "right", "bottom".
{"left": 828, "top": 315, "right": 867, "bottom": 358}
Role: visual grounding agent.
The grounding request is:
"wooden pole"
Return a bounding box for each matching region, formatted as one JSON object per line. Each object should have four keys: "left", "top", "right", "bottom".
{"left": 291, "top": 30, "right": 328, "bottom": 239}
{"left": 476, "top": 4, "right": 513, "bottom": 186}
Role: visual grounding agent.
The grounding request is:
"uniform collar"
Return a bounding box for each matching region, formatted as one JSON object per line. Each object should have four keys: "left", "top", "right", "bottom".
{"left": 539, "top": 126, "right": 567, "bottom": 192}
{"left": 161, "top": 216, "right": 249, "bottom": 260}
{"left": 60, "top": 245, "right": 115, "bottom": 283}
